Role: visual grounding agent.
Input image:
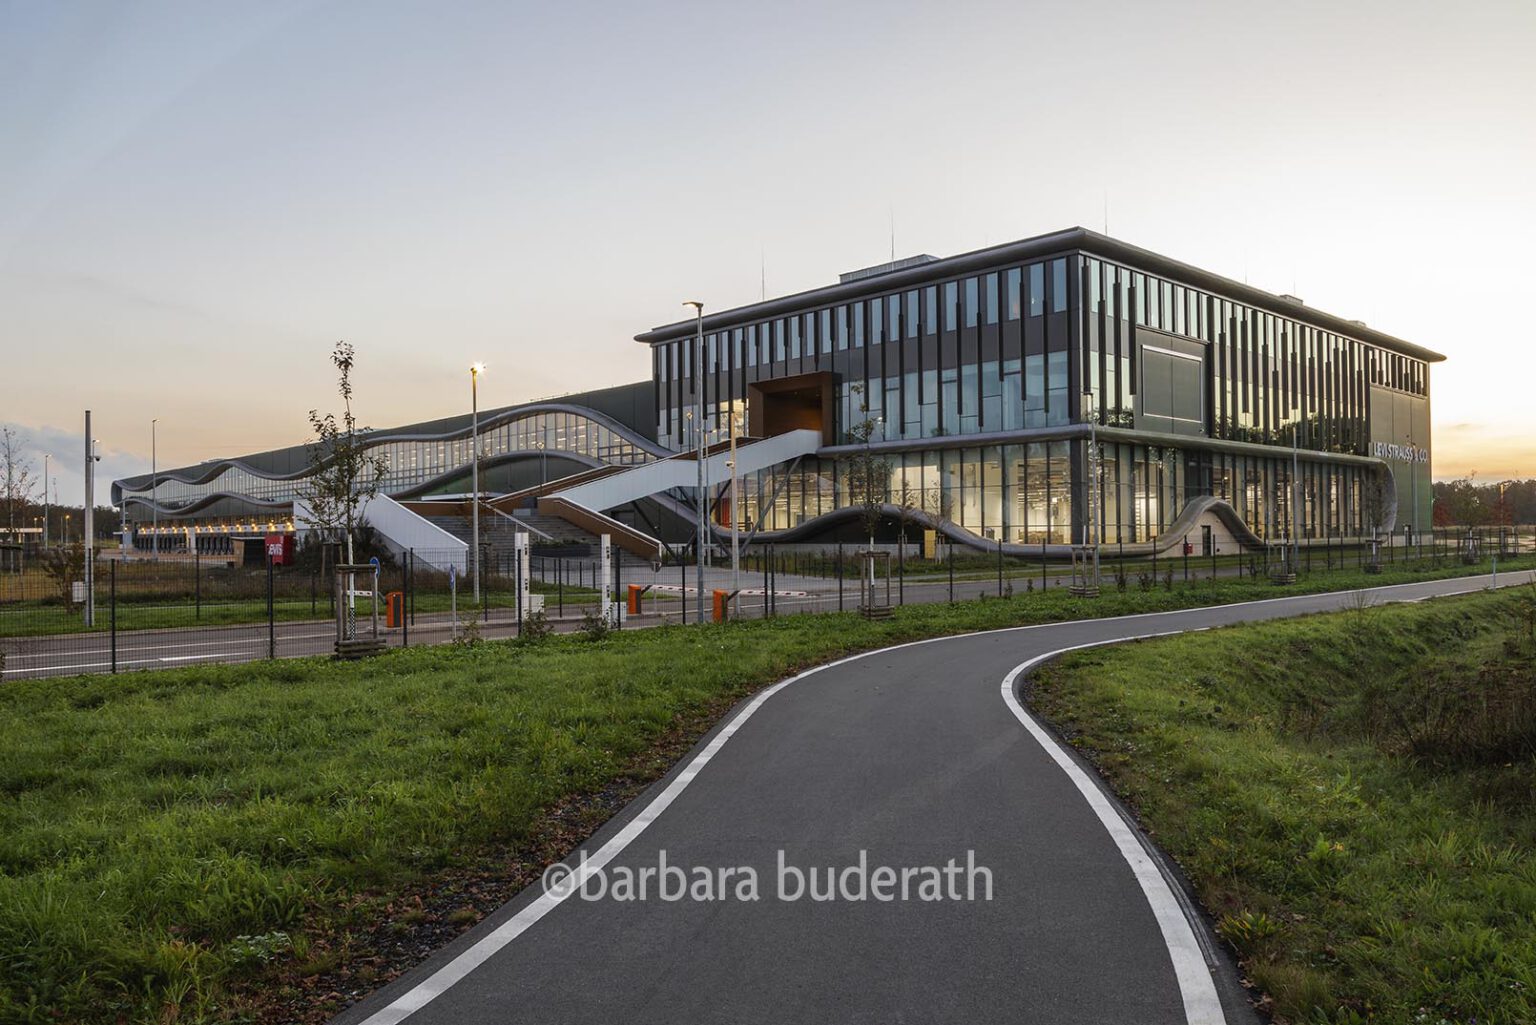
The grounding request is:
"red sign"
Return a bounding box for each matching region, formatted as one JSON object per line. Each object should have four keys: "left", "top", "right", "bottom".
{"left": 265, "top": 533, "right": 295, "bottom": 565}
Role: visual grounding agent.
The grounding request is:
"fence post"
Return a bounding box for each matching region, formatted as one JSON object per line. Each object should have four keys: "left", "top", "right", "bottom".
{"left": 110, "top": 559, "right": 117, "bottom": 674}
{"left": 997, "top": 537, "right": 1004, "bottom": 596}
{"left": 402, "top": 555, "right": 410, "bottom": 648}
{"left": 195, "top": 548, "right": 202, "bottom": 620}
{"left": 409, "top": 549, "right": 416, "bottom": 626}
{"left": 838, "top": 542, "right": 844, "bottom": 612}
{"left": 898, "top": 537, "right": 905, "bottom": 605}
{"left": 1042, "top": 541, "right": 1047, "bottom": 589}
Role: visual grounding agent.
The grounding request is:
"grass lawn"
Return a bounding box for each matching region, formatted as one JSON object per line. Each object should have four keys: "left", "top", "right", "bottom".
{"left": 1031, "top": 585, "right": 1536, "bottom": 1025}
{"left": 1, "top": 558, "right": 1532, "bottom": 1023}
{"left": 0, "top": 581, "right": 606, "bottom": 638}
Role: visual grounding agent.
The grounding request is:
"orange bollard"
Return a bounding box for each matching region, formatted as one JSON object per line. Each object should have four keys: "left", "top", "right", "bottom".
{"left": 385, "top": 591, "right": 404, "bottom": 628}
{"left": 627, "top": 583, "right": 645, "bottom": 616}
{"left": 712, "top": 589, "right": 730, "bottom": 623}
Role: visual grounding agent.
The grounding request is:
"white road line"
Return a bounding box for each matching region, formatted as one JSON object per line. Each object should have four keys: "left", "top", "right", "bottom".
{"left": 1001, "top": 639, "right": 1227, "bottom": 1025}
{"left": 349, "top": 570, "right": 1524, "bottom": 1024}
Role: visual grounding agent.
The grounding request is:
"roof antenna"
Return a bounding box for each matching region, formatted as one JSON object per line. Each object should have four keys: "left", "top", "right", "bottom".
{"left": 1103, "top": 189, "right": 1109, "bottom": 235}
{"left": 760, "top": 246, "right": 766, "bottom": 301}
{"left": 889, "top": 204, "right": 896, "bottom": 261}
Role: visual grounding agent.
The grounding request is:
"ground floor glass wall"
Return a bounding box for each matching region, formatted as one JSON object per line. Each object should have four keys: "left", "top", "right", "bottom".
{"left": 729, "top": 441, "right": 1377, "bottom": 548}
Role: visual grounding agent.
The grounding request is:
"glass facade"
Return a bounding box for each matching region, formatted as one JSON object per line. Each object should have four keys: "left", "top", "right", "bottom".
{"left": 650, "top": 241, "right": 1433, "bottom": 547}
{"left": 122, "top": 409, "right": 652, "bottom": 512}
{"left": 655, "top": 255, "right": 1075, "bottom": 450}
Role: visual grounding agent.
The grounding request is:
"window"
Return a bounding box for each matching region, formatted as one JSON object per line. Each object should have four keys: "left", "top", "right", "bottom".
{"left": 984, "top": 272, "right": 999, "bottom": 325}
{"left": 820, "top": 309, "right": 832, "bottom": 354}
{"left": 1006, "top": 268, "right": 1021, "bottom": 320}
{"left": 945, "top": 281, "right": 959, "bottom": 331}
{"left": 836, "top": 306, "right": 848, "bottom": 350}
{"left": 1029, "top": 264, "right": 1044, "bottom": 317}
{"left": 888, "top": 294, "right": 901, "bottom": 342}
{"left": 905, "top": 291, "right": 919, "bottom": 338}
{"left": 853, "top": 303, "right": 864, "bottom": 348}
{"left": 789, "top": 317, "right": 801, "bottom": 359}
{"left": 964, "top": 277, "right": 979, "bottom": 328}
{"left": 1051, "top": 259, "right": 1067, "bottom": 313}
{"left": 870, "top": 297, "right": 883, "bottom": 344}
{"left": 924, "top": 286, "right": 937, "bottom": 333}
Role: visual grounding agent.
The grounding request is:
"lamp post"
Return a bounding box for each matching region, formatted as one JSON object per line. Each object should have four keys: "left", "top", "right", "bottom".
{"left": 83, "top": 414, "right": 98, "bottom": 627}
{"left": 684, "top": 300, "right": 705, "bottom": 624}
{"left": 470, "top": 362, "right": 485, "bottom": 604}
{"left": 728, "top": 405, "right": 741, "bottom": 595}
{"left": 1082, "top": 391, "right": 1101, "bottom": 587}
{"left": 1406, "top": 430, "right": 1417, "bottom": 550}
{"left": 151, "top": 418, "right": 159, "bottom": 561}
{"left": 42, "top": 453, "right": 49, "bottom": 548}
{"left": 536, "top": 439, "right": 547, "bottom": 486}
{"left": 1291, "top": 419, "right": 1301, "bottom": 573}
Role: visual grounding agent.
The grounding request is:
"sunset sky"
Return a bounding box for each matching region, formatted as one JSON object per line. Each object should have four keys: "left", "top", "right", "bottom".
{"left": 2, "top": 0, "right": 1532, "bottom": 505}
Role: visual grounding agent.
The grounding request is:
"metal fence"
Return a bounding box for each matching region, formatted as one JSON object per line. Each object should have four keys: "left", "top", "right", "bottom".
{"left": 1, "top": 526, "right": 1530, "bottom": 681}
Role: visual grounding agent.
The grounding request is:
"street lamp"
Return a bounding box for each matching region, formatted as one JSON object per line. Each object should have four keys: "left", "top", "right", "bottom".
{"left": 536, "top": 438, "right": 547, "bottom": 486}
{"left": 1082, "top": 391, "right": 1101, "bottom": 587}
{"left": 470, "top": 362, "right": 485, "bottom": 604}
{"left": 151, "top": 418, "right": 159, "bottom": 561}
{"left": 684, "top": 300, "right": 705, "bottom": 625}
{"left": 727, "top": 404, "right": 742, "bottom": 596}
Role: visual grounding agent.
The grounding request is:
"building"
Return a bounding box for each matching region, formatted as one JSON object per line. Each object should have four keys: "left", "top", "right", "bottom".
{"left": 638, "top": 227, "right": 1438, "bottom": 554}
{"left": 116, "top": 228, "right": 1439, "bottom": 562}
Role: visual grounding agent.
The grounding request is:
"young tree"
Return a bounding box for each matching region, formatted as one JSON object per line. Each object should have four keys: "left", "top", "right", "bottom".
{"left": 300, "top": 342, "right": 388, "bottom": 566}
{"left": 0, "top": 425, "right": 40, "bottom": 543}
{"left": 841, "top": 386, "right": 889, "bottom": 551}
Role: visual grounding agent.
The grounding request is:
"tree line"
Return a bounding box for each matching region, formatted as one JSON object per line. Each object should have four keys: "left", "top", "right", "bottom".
{"left": 1432, "top": 477, "right": 1536, "bottom": 527}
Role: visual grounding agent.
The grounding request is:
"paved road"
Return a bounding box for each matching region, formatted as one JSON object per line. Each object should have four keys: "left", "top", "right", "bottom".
{"left": 332, "top": 571, "right": 1528, "bottom": 1025}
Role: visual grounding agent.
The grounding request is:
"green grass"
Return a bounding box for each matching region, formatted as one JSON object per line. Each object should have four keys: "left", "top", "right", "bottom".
{"left": 2, "top": 559, "right": 1533, "bottom": 1023}
{"left": 0, "top": 582, "right": 606, "bottom": 638}
{"left": 1031, "top": 585, "right": 1536, "bottom": 1025}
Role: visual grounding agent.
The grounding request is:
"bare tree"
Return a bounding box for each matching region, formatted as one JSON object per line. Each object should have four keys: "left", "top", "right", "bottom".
{"left": 300, "top": 342, "right": 388, "bottom": 566}
{"left": 1, "top": 425, "right": 41, "bottom": 543}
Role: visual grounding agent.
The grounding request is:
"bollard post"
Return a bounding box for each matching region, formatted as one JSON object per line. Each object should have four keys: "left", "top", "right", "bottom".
{"left": 195, "top": 547, "right": 202, "bottom": 620}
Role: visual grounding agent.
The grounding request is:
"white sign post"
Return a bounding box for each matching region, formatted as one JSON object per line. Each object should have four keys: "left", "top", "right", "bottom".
{"left": 600, "top": 533, "right": 621, "bottom": 627}
{"left": 515, "top": 531, "right": 531, "bottom": 626}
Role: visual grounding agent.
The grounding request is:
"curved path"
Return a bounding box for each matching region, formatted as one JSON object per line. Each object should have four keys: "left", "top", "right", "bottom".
{"left": 336, "top": 572, "right": 1526, "bottom": 1025}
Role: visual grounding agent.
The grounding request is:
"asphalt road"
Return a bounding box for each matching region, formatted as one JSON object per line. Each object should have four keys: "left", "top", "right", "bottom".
{"left": 333, "top": 571, "right": 1528, "bottom": 1025}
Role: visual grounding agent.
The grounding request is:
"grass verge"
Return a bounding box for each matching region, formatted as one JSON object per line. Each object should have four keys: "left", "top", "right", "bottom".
{"left": 0, "top": 558, "right": 1531, "bottom": 1023}
{"left": 1030, "top": 584, "right": 1536, "bottom": 1024}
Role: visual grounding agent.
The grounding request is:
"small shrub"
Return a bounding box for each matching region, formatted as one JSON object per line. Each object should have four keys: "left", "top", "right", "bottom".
{"left": 1114, "top": 565, "right": 1128, "bottom": 593}
{"left": 226, "top": 931, "right": 292, "bottom": 972}
{"left": 1217, "top": 909, "right": 1283, "bottom": 953}
{"left": 578, "top": 607, "right": 611, "bottom": 642}
{"left": 453, "top": 617, "right": 484, "bottom": 647}
{"left": 519, "top": 608, "right": 554, "bottom": 644}
{"left": 1162, "top": 568, "right": 1174, "bottom": 591}
{"left": 1136, "top": 571, "right": 1154, "bottom": 592}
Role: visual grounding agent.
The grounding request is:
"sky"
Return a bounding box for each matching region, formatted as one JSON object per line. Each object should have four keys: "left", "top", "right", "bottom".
{"left": 1, "top": 0, "right": 1532, "bottom": 505}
